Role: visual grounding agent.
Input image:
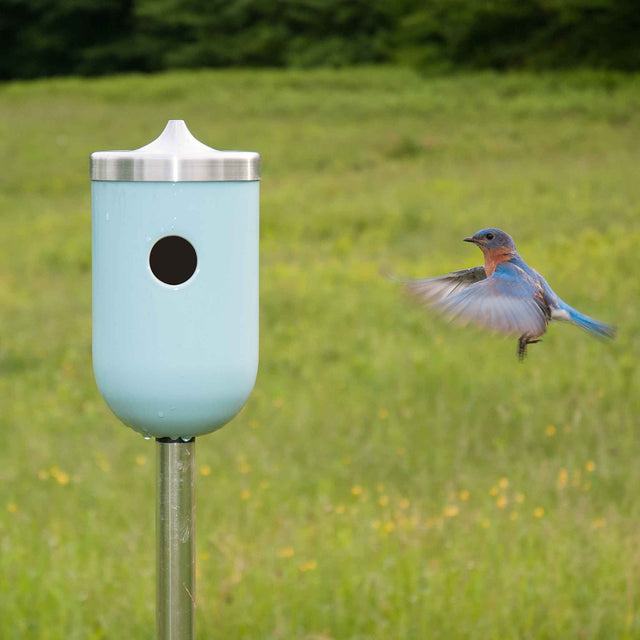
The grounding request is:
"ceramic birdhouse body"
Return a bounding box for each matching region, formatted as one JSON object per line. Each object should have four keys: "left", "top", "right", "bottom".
{"left": 91, "top": 121, "right": 260, "bottom": 438}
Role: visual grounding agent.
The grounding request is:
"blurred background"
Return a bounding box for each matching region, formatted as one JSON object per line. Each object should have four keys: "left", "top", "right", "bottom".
{"left": 1, "top": 1, "right": 639, "bottom": 638}
{"left": 2, "top": 0, "right": 640, "bottom": 79}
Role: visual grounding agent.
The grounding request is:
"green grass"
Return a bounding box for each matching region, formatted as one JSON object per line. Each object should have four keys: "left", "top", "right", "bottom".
{"left": 0, "top": 66, "right": 639, "bottom": 639}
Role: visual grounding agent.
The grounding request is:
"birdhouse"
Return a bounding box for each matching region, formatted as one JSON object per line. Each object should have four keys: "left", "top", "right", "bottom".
{"left": 90, "top": 120, "right": 260, "bottom": 439}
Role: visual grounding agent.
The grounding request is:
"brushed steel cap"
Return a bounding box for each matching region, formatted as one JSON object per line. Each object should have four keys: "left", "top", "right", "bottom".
{"left": 90, "top": 120, "right": 261, "bottom": 182}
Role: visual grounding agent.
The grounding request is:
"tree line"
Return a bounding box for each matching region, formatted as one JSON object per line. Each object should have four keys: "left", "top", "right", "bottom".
{"left": 1, "top": 0, "right": 638, "bottom": 80}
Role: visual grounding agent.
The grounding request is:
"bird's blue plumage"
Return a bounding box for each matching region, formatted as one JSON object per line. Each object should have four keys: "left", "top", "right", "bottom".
{"left": 395, "top": 228, "right": 616, "bottom": 359}
{"left": 434, "top": 262, "right": 548, "bottom": 339}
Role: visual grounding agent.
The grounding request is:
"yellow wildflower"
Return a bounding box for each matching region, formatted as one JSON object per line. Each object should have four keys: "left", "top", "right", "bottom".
{"left": 135, "top": 455, "right": 147, "bottom": 466}
{"left": 509, "top": 511, "right": 519, "bottom": 521}
{"left": 383, "top": 522, "right": 395, "bottom": 533}
{"left": 7, "top": 502, "right": 17, "bottom": 513}
{"left": 399, "top": 497, "right": 410, "bottom": 510}
{"left": 545, "top": 425, "right": 556, "bottom": 436}
{"left": 459, "top": 490, "right": 470, "bottom": 501}
{"left": 335, "top": 504, "right": 346, "bottom": 514}
{"left": 498, "top": 477, "right": 509, "bottom": 489}
{"left": 200, "top": 464, "right": 212, "bottom": 476}
{"left": 240, "top": 490, "right": 251, "bottom": 500}
{"left": 489, "top": 486, "right": 499, "bottom": 496}
{"left": 277, "top": 547, "right": 295, "bottom": 558}
{"left": 496, "top": 496, "right": 508, "bottom": 509}
{"left": 378, "top": 495, "right": 389, "bottom": 507}
{"left": 586, "top": 461, "right": 596, "bottom": 473}
{"left": 299, "top": 560, "right": 317, "bottom": 572}
{"left": 533, "top": 507, "right": 545, "bottom": 518}
{"left": 557, "top": 468, "right": 568, "bottom": 489}
{"left": 378, "top": 408, "right": 389, "bottom": 420}
{"left": 443, "top": 505, "right": 459, "bottom": 517}
{"left": 592, "top": 518, "right": 606, "bottom": 529}
{"left": 351, "top": 485, "right": 363, "bottom": 497}
{"left": 516, "top": 492, "right": 525, "bottom": 504}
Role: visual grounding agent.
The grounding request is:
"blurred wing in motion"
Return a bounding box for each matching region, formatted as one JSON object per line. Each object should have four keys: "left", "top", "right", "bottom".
{"left": 432, "top": 265, "right": 549, "bottom": 337}
{"left": 399, "top": 266, "right": 487, "bottom": 303}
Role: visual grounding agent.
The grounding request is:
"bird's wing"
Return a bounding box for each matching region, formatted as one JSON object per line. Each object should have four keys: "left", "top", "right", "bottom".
{"left": 432, "top": 264, "right": 549, "bottom": 337}
{"left": 399, "top": 266, "right": 487, "bottom": 303}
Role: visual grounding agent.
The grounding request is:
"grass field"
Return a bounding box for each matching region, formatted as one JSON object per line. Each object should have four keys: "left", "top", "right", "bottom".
{"left": 0, "top": 67, "right": 639, "bottom": 639}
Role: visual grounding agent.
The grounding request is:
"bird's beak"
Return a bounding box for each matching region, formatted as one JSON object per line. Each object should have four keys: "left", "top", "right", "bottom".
{"left": 463, "top": 236, "right": 476, "bottom": 244}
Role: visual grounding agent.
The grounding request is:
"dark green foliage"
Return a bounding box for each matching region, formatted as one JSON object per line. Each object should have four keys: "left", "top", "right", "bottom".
{"left": 0, "top": 0, "right": 149, "bottom": 79}
{"left": 395, "top": 0, "right": 640, "bottom": 72}
{"left": 1, "top": 0, "right": 639, "bottom": 78}
{"left": 134, "top": 0, "right": 394, "bottom": 69}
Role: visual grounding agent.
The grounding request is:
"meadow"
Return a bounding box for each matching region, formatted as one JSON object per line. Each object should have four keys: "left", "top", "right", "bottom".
{"left": 0, "top": 67, "right": 638, "bottom": 639}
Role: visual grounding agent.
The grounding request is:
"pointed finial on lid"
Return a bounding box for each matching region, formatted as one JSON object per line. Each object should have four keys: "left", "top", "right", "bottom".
{"left": 137, "top": 120, "right": 215, "bottom": 155}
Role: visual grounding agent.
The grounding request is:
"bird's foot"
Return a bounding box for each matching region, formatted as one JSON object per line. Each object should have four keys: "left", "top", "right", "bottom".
{"left": 518, "top": 337, "right": 541, "bottom": 361}
{"left": 518, "top": 339, "right": 527, "bottom": 361}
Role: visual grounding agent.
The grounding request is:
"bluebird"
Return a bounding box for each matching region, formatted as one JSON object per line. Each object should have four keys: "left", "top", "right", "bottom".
{"left": 391, "top": 228, "right": 615, "bottom": 360}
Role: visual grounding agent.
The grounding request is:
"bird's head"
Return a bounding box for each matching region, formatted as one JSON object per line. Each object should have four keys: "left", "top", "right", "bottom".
{"left": 464, "top": 228, "right": 516, "bottom": 253}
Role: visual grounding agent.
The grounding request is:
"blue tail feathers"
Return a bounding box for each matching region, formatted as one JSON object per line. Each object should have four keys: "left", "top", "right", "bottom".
{"left": 566, "top": 307, "right": 616, "bottom": 339}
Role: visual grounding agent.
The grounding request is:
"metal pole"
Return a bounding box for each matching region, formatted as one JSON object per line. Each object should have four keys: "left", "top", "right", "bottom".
{"left": 156, "top": 438, "right": 195, "bottom": 640}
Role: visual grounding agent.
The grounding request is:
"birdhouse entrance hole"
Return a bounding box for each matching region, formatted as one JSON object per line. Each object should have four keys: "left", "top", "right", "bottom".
{"left": 149, "top": 236, "right": 197, "bottom": 285}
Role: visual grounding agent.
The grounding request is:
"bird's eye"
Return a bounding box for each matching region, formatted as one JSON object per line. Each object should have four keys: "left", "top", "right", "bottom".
{"left": 486, "top": 233, "right": 494, "bottom": 240}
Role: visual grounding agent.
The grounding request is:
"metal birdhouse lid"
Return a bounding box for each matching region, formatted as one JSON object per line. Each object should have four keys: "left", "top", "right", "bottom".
{"left": 90, "top": 120, "right": 261, "bottom": 182}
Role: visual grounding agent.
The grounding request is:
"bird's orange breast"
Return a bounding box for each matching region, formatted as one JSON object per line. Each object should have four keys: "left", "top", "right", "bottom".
{"left": 483, "top": 248, "right": 515, "bottom": 276}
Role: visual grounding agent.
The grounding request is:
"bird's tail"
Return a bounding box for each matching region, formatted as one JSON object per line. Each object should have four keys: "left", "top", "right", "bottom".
{"left": 557, "top": 304, "right": 616, "bottom": 339}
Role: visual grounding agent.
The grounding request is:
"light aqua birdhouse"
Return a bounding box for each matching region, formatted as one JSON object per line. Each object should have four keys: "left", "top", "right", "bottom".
{"left": 90, "top": 120, "right": 260, "bottom": 439}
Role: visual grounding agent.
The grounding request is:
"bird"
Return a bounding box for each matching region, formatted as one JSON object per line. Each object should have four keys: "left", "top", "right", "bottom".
{"left": 389, "top": 228, "right": 616, "bottom": 360}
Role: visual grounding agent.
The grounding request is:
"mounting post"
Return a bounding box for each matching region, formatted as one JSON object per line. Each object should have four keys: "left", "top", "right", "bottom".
{"left": 156, "top": 438, "right": 195, "bottom": 640}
